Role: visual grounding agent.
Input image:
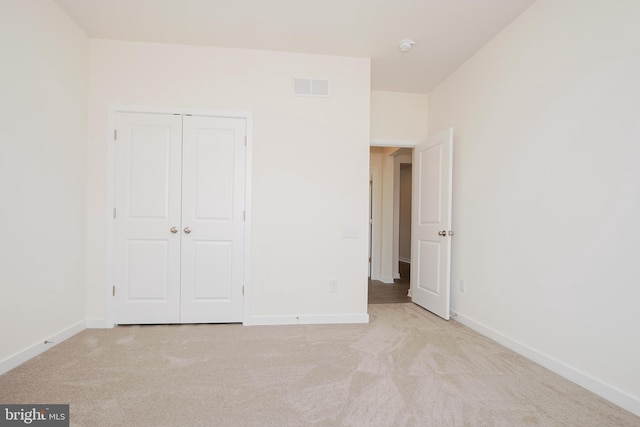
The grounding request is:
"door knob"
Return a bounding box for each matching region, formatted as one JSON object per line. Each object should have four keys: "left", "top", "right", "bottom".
{"left": 184, "top": 227, "right": 192, "bottom": 234}
{"left": 438, "top": 230, "right": 446, "bottom": 237}
{"left": 170, "top": 227, "right": 178, "bottom": 234}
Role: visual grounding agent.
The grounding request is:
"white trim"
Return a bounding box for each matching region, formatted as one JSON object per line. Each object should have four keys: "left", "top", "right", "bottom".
{"left": 106, "top": 105, "right": 253, "bottom": 325}
{"left": 452, "top": 311, "right": 640, "bottom": 417}
{"left": 369, "top": 167, "right": 381, "bottom": 281}
{"left": 105, "top": 109, "right": 116, "bottom": 328}
{"left": 245, "top": 313, "right": 369, "bottom": 326}
{"left": 399, "top": 257, "right": 411, "bottom": 264}
{"left": 370, "top": 138, "right": 421, "bottom": 147}
{"left": 243, "top": 115, "right": 254, "bottom": 325}
{"left": 392, "top": 156, "right": 400, "bottom": 279}
{"left": 379, "top": 275, "right": 395, "bottom": 284}
{"left": 108, "top": 105, "right": 252, "bottom": 119}
{"left": 0, "top": 321, "right": 85, "bottom": 375}
{"left": 86, "top": 318, "right": 114, "bottom": 329}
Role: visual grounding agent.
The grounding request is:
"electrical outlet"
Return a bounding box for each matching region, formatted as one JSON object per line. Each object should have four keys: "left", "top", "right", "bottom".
{"left": 459, "top": 280, "right": 466, "bottom": 293}
{"left": 329, "top": 280, "right": 338, "bottom": 293}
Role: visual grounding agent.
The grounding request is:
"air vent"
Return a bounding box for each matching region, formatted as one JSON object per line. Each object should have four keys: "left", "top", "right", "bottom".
{"left": 293, "top": 78, "right": 330, "bottom": 97}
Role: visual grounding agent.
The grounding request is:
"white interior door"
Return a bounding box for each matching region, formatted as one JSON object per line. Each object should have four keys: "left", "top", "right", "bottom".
{"left": 180, "top": 116, "right": 246, "bottom": 323}
{"left": 113, "top": 112, "right": 183, "bottom": 324}
{"left": 410, "top": 128, "right": 453, "bottom": 320}
{"left": 114, "top": 112, "right": 246, "bottom": 324}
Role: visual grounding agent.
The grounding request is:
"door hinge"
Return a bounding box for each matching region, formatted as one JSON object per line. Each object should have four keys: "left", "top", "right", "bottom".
{"left": 113, "top": 129, "right": 117, "bottom": 141}
{"left": 112, "top": 286, "right": 116, "bottom": 296}
{"left": 113, "top": 208, "right": 117, "bottom": 219}
{"left": 242, "top": 286, "right": 244, "bottom": 296}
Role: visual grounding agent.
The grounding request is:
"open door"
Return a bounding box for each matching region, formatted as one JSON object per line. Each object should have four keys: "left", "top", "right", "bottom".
{"left": 410, "top": 128, "right": 453, "bottom": 320}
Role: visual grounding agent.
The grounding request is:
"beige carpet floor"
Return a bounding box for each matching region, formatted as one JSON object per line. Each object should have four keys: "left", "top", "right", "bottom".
{"left": 1, "top": 304, "right": 638, "bottom": 426}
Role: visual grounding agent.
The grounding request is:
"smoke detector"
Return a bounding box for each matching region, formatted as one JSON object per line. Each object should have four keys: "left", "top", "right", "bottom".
{"left": 399, "top": 38, "right": 416, "bottom": 53}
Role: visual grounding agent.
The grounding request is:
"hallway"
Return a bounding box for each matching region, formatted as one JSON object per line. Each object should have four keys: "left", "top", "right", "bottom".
{"left": 368, "top": 262, "right": 411, "bottom": 304}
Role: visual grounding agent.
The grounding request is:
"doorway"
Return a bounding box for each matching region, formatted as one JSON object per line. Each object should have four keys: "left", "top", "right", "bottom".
{"left": 367, "top": 129, "right": 454, "bottom": 317}
{"left": 368, "top": 146, "right": 413, "bottom": 304}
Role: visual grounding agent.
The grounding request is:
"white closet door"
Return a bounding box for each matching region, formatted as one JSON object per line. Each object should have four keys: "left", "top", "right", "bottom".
{"left": 114, "top": 112, "right": 183, "bottom": 324}
{"left": 180, "top": 116, "right": 246, "bottom": 323}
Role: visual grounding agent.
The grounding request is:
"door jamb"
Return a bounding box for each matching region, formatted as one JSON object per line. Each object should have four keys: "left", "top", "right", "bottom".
{"left": 106, "top": 105, "right": 253, "bottom": 327}
{"left": 369, "top": 167, "right": 381, "bottom": 280}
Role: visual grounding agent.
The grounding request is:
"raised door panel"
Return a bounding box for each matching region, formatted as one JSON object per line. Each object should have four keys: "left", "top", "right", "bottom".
{"left": 194, "top": 129, "right": 236, "bottom": 221}
{"left": 417, "top": 240, "right": 441, "bottom": 295}
{"left": 127, "top": 126, "right": 172, "bottom": 219}
{"left": 192, "top": 241, "right": 233, "bottom": 300}
{"left": 126, "top": 240, "right": 170, "bottom": 300}
{"left": 419, "top": 145, "right": 443, "bottom": 225}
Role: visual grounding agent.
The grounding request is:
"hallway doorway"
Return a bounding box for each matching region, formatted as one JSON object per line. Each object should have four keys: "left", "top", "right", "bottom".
{"left": 368, "top": 261, "right": 410, "bottom": 304}
{"left": 368, "top": 146, "right": 413, "bottom": 304}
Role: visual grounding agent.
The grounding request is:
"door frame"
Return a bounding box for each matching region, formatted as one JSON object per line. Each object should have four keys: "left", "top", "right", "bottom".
{"left": 369, "top": 140, "right": 417, "bottom": 285}
{"left": 368, "top": 167, "right": 381, "bottom": 280}
{"left": 105, "top": 105, "right": 253, "bottom": 327}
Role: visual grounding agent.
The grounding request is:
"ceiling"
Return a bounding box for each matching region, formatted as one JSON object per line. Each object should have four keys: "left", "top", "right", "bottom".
{"left": 54, "top": 0, "right": 535, "bottom": 94}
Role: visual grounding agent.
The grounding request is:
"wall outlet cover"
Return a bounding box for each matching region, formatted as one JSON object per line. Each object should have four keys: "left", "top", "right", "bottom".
{"left": 329, "top": 280, "right": 338, "bottom": 293}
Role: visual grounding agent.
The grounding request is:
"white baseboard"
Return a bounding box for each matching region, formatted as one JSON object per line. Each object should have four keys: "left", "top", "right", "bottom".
{"left": 452, "top": 311, "right": 640, "bottom": 417}
{"left": 245, "top": 313, "right": 369, "bottom": 326}
{"left": 86, "top": 318, "right": 114, "bottom": 329}
{"left": 399, "top": 257, "right": 411, "bottom": 264}
{"left": 380, "top": 276, "right": 395, "bottom": 284}
{"left": 0, "top": 320, "right": 86, "bottom": 375}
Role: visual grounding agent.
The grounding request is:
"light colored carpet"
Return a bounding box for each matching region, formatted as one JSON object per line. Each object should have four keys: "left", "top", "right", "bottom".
{"left": 0, "top": 304, "right": 638, "bottom": 426}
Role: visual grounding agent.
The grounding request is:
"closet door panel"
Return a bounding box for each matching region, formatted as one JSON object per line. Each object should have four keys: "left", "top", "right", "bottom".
{"left": 180, "top": 115, "right": 246, "bottom": 323}
{"left": 113, "top": 112, "right": 182, "bottom": 324}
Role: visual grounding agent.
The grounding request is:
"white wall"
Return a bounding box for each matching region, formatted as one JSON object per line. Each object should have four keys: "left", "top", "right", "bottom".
{"left": 369, "top": 149, "right": 383, "bottom": 280}
{"left": 87, "top": 40, "right": 371, "bottom": 325}
{"left": 370, "top": 91, "right": 428, "bottom": 144}
{"left": 428, "top": 0, "right": 640, "bottom": 414}
{"left": 0, "top": 0, "right": 88, "bottom": 367}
